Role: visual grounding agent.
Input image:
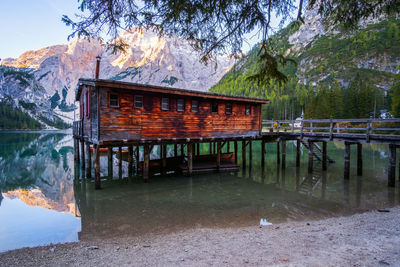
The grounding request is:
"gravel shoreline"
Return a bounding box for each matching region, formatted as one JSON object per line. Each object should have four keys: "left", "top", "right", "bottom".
{"left": 1, "top": 207, "right": 399, "bottom": 266}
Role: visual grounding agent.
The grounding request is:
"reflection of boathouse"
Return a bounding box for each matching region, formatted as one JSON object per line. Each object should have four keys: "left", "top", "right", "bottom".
{"left": 73, "top": 60, "right": 269, "bottom": 188}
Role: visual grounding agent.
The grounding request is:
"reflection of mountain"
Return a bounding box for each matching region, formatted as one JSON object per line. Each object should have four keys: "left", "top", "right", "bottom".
{"left": 0, "top": 132, "right": 77, "bottom": 216}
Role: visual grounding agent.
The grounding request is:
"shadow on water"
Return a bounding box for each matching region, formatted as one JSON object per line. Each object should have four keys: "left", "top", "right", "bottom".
{"left": 1, "top": 133, "right": 399, "bottom": 249}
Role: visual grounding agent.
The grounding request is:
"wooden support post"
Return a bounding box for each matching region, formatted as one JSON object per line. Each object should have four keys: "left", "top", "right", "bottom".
{"left": 357, "top": 143, "right": 363, "bottom": 176}
{"left": 128, "top": 145, "right": 133, "bottom": 177}
{"left": 322, "top": 141, "right": 327, "bottom": 171}
{"left": 174, "top": 144, "right": 178, "bottom": 157}
{"left": 143, "top": 144, "right": 150, "bottom": 181}
{"left": 181, "top": 144, "right": 185, "bottom": 157}
{"left": 261, "top": 140, "right": 265, "bottom": 167}
{"left": 276, "top": 141, "right": 280, "bottom": 165}
{"left": 187, "top": 143, "right": 193, "bottom": 175}
{"left": 196, "top": 143, "right": 200, "bottom": 156}
{"left": 74, "top": 139, "right": 79, "bottom": 162}
{"left": 209, "top": 142, "right": 212, "bottom": 154}
{"left": 217, "top": 141, "right": 221, "bottom": 171}
{"left": 234, "top": 141, "right": 238, "bottom": 164}
{"left": 388, "top": 144, "right": 396, "bottom": 187}
{"left": 118, "top": 146, "right": 122, "bottom": 178}
{"left": 296, "top": 139, "right": 301, "bottom": 167}
{"left": 227, "top": 141, "right": 230, "bottom": 153}
{"left": 85, "top": 142, "right": 91, "bottom": 179}
{"left": 94, "top": 144, "right": 101, "bottom": 189}
{"left": 108, "top": 147, "right": 113, "bottom": 178}
{"left": 249, "top": 140, "right": 253, "bottom": 163}
{"left": 136, "top": 145, "right": 140, "bottom": 162}
{"left": 308, "top": 140, "right": 313, "bottom": 173}
{"left": 344, "top": 142, "right": 351, "bottom": 180}
{"left": 281, "top": 139, "right": 286, "bottom": 170}
{"left": 80, "top": 140, "right": 85, "bottom": 169}
{"left": 213, "top": 142, "right": 216, "bottom": 154}
{"left": 162, "top": 144, "right": 167, "bottom": 175}
{"left": 242, "top": 140, "right": 246, "bottom": 169}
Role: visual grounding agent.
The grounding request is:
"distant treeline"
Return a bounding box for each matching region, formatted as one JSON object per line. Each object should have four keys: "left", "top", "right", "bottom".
{"left": 0, "top": 102, "right": 42, "bottom": 129}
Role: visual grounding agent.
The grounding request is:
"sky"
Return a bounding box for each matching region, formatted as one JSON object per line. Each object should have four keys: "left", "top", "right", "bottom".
{"left": 0, "top": 0, "right": 282, "bottom": 60}
{"left": 0, "top": 0, "right": 78, "bottom": 59}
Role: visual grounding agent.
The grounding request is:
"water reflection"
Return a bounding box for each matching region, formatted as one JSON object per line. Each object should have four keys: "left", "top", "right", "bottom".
{"left": 0, "top": 133, "right": 399, "bottom": 252}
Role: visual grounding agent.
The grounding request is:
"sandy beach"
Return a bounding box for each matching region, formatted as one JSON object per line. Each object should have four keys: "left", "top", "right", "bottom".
{"left": 1, "top": 206, "right": 399, "bottom": 266}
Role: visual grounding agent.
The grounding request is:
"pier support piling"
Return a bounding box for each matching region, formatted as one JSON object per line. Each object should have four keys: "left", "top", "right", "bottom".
{"left": 344, "top": 142, "right": 351, "bottom": 180}
{"left": 357, "top": 143, "right": 363, "bottom": 176}
{"left": 242, "top": 141, "right": 246, "bottom": 169}
{"left": 143, "top": 144, "right": 150, "bottom": 181}
{"left": 308, "top": 140, "right": 313, "bottom": 173}
{"left": 322, "top": 141, "right": 327, "bottom": 171}
{"left": 388, "top": 144, "right": 396, "bottom": 187}
{"left": 277, "top": 141, "right": 280, "bottom": 165}
{"left": 261, "top": 140, "right": 265, "bottom": 167}
{"left": 188, "top": 143, "right": 193, "bottom": 175}
{"left": 249, "top": 140, "right": 253, "bottom": 163}
{"left": 74, "top": 139, "right": 79, "bottom": 163}
{"left": 80, "top": 140, "right": 85, "bottom": 169}
{"left": 118, "top": 146, "right": 122, "bottom": 178}
{"left": 217, "top": 141, "right": 221, "bottom": 171}
{"left": 296, "top": 139, "right": 301, "bottom": 167}
{"left": 281, "top": 139, "right": 286, "bottom": 170}
{"left": 108, "top": 147, "right": 113, "bottom": 178}
{"left": 128, "top": 145, "right": 133, "bottom": 177}
{"left": 162, "top": 144, "right": 167, "bottom": 175}
{"left": 94, "top": 144, "right": 101, "bottom": 189}
{"left": 85, "top": 142, "right": 91, "bottom": 178}
{"left": 234, "top": 141, "right": 238, "bottom": 164}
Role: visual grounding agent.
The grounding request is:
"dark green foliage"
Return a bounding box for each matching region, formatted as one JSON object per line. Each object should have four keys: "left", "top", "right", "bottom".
{"left": 18, "top": 101, "right": 37, "bottom": 111}
{"left": 1, "top": 66, "right": 34, "bottom": 87}
{"left": 0, "top": 102, "right": 42, "bottom": 129}
{"left": 161, "top": 76, "right": 179, "bottom": 85}
{"left": 390, "top": 71, "right": 400, "bottom": 117}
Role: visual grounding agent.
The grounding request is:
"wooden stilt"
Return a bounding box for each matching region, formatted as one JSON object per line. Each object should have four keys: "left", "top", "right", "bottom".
{"left": 118, "top": 146, "right": 122, "bottom": 178}
{"left": 388, "top": 144, "right": 396, "bottom": 187}
{"left": 162, "top": 144, "right": 167, "bottom": 175}
{"left": 234, "top": 141, "right": 238, "bottom": 164}
{"left": 85, "top": 142, "right": 91, "bottom": 178}
{"left": 277, "top": 140, "right": 280, "bottom": 165}
{"left": 181, "top": 143, "right": 184, "bottom": 157}
{"left": 174, "top": 144, "right": 178, "bottom": 157}
{"left": 196, "top": 143, "right": 200, "bottom": 156}
{"left": 308, "top": 140, "right": 313, "bottom": 173}
{"left": 74, "top": 139, "right": 79, "bottom": 162}
{"left": 261, "top": 140, "right": 265, "bottom": 167}
{"left": 94, "top": 144, "right": 101, "bottom": 189}
{"left": 188, "top": 143, "right": 193, "bottom": 175}
{"left": 143, "top": 144, "right": 150, "bottom": 181}
{"left": 108, "top": 147, "right": 113, "bottom": 178}
{"left": 227, "top": 141, "right": 230, "bottom": 153}
{"left": 209, "top": 142, "right": 212, "bottom": 154}
{"left": 322, "top": 141, "right": 327, "bottom": 171}
{"left": 217, "top": 141, "right": 221, "bottom": 171}
{"left": 213, "top": 142, "right": 216, "bottom": 154}
{"left": 296, "top": 139, "right": 301, "bottom": 167}
{"left": 249, "top": 140, "right": 253, "bottom": 163}
{"left": 281, "top": 139, "right": 286, "bottom": 170}
{"left": 344, "top": 142, "right": 351, "bottom": 180}
{"left": 128, "top": 145, "right": 133, "bottom": 177}
{"left": 242, "top": 140, "right": 246, "bottom": 169}
{"left": 80, "top": 140, "right": 85, "bottom": 169}
{"left": 357, "top": 143, "right": 362, "bottom": 176}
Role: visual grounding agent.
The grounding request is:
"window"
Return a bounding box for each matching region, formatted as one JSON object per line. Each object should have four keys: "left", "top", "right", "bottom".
{"left": 109, "top": 93, "right": 119, "bottom": 107}
{"left": 162, "top": 97, "right": 169, "bottom": 110}
{"left": 191, "top": 100, "right": 199, "bottom": 112}
{"left": 226, "top": 103, "right": 232, "bottom": 115}
{"left": 134, "top": 95, "right": 143, "bottom": 108}
{"left": 212, "top": 102, "right": 218, "bottom": 113}
{"left": 177, "top": 99, "right": 184, "bottom": 111}
{"left": 245, "top": 105, "right": 251, "bottom": 115}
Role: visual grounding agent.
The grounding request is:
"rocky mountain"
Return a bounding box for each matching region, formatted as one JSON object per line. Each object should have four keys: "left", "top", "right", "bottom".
{"left": 211, "top": 6, "right": 400, "bottom": 120}
{"left": 0, "top": 28, "right": 234, "bottom": 129}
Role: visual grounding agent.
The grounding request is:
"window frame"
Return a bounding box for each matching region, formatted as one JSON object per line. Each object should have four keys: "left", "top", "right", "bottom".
{"left": 134, "top": 95, "right": 143, "bottom": 108}
{"left": 225, "top": 103, "right": 232, "bottom": 115}
{"left": 212, "top": 102, "right": 218, "bottom": 113}
{"left": 177, "top": 99, "right": 185, "bottom": 112}
{"left": 245, "top": 105, "right": 251, "bottom": 115}
{"left": 161, "top": 97, "right": 170, "bottom": 111}
{"left": 191, "top": 100, "right": 199, "bottom": 112}
{"left": 109, "top": 93, "right": 119, "bottom": 108}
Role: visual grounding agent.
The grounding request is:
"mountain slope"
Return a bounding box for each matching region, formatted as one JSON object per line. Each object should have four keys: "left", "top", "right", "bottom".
{"left": 211, "top": 8, "right": 400, "bottom": 120}
{"left": 0, "top": 28, "right": 234, "bottom": 129}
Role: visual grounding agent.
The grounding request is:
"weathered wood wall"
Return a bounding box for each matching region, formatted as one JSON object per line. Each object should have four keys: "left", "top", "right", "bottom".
{"left": 98, "top": 87, "right": 261, "bottom": 141}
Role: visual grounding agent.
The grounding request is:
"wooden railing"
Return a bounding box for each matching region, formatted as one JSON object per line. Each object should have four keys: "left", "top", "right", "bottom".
{"left": 262, "top": 118, "right": 400, "bottom": 141}
{"left": 73, "top": 120, "right": 83, "bottom": 137}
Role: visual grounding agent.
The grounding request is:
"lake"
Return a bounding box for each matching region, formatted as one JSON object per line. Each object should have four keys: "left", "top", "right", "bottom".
{"left": 0, "top": 131, "right": 399, "bottom": 252}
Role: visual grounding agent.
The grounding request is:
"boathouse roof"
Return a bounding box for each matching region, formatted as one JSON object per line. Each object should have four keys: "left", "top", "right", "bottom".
{"left": 75, "top": 78, "right": 269, "bottom": 104}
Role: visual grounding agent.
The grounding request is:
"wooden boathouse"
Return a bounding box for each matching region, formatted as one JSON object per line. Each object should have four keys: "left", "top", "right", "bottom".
{"left": 73, "top": 77, "right": 269, "bottom": 188}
